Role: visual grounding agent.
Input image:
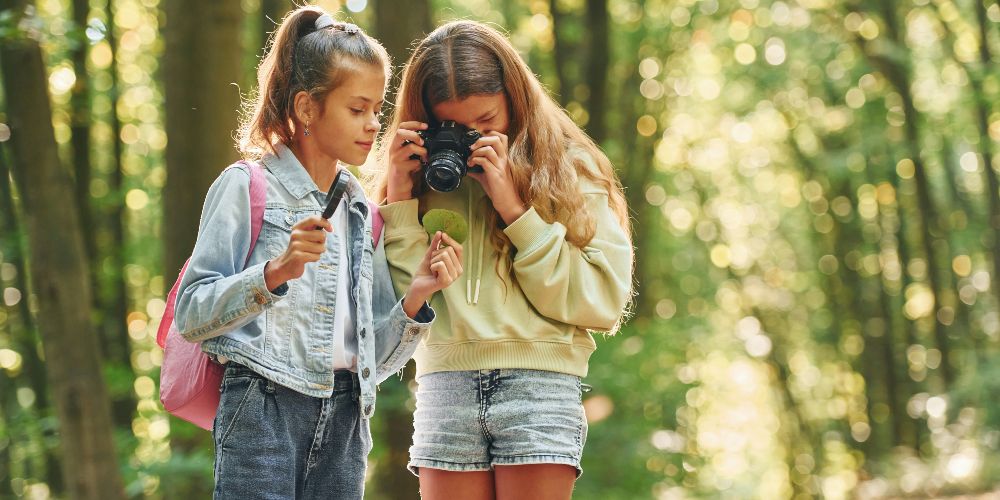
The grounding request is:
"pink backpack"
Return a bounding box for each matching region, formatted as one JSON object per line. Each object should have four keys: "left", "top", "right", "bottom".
{"left": 156, "top": 161, "right": 384, "bottom": 430}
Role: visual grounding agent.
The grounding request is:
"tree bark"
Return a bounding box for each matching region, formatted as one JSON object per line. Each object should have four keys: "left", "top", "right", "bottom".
{"left": 584, "top": 0, "right": 609, "bottom": 143}
{"left": 71, "top": 0, "right": 95, "bottom": 270}
{"left": 853, "top": 0, "right": 954, "bottom": 387}
{"left": 0, "top": 141, "right": 64, "bottom": 495}
{"left": 101, "top": 0, "right": 137, "bottom": 430}
{"left": 548, "top": 0, "right": 571, "bottom": 107}
{"left": 373, "top": 0, "right": 431, "bottom": 110}
{"left": 162, "top": 0, "right": 244, "bottom": 279}
{"left": 0, "top": 3, "right": 126, "bottom": 498}
{"left": 971, "top": 0, "right": 1000, "bottom": 308}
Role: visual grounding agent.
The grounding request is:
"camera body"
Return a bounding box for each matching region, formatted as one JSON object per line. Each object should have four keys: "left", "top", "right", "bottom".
{"left": 416, "top": 120, "right": 482, "bottom": 192}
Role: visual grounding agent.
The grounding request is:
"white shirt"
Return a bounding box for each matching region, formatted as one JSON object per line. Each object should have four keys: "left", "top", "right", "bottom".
{"left": 332, "top": 198, "right": 358, "bottom": 371}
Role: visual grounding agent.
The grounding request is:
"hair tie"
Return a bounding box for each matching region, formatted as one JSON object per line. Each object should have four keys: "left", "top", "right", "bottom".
{"left": 315, "top": 13, "right": 336, "bottom": 30}
{"left": 341, "top": 22, "right": 360, "bottom": 35}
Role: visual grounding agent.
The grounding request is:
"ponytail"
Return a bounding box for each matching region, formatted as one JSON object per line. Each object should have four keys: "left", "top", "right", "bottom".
{"left": 238, "top": 6, "right": 390, "bottom": 158}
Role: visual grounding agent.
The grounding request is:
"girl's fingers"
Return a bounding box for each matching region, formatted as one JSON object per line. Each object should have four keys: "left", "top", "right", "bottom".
{"left": 291, "top": 240, "right": 326, "bottom": 255}
{"left": 488, "top": 131, "right": 509, "bottom": 151}
{"left": 430, "top": 261, "right": 454, "bottom": 283}
{"left": 429, "top": 231, "right": 444, "bottom": 253}
{"left": 296, "top": 215, "right": 332, "bottom": 232}
{"left": 432, "top": 248, "right": 462, "bottom": 277}
{"left": 398, "top": 121, "right": 428, "bottom": 133}
{"left": 474, "top": 135, "right": 507, "bottom": 157}
{"left": 401, "top": 144, "right": 427, "bottom": 163}
{"left": 438, "top": 234, "right": 463, "bottom": 260}
{"left": 468, "top": 157, "right": 497, "bottom": 175}
{"left": 292, "top": 228, "right": 327, "bottom": 244}
{"left": 392, "top": 129, "right": 425, "bottom": 150}
{"left": 473, "top": 134, "right": 500, "bottom": 149}
{"left": 469, "top": 145, "right": 500, "bottom": 168}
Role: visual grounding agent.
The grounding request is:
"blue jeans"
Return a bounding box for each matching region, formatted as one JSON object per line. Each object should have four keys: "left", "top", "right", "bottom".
{"left": 212, "top": 363, "right": 370, "bottom": 499}
{"left": 408, "top": 369, "right": 588, "bottom": 477}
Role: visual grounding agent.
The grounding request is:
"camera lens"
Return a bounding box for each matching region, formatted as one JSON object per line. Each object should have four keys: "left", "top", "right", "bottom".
{"left": 424, "top": 149, "right": 466, "bottom": 192}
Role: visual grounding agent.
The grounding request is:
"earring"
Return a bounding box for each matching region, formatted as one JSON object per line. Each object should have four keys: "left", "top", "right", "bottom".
{"left": 304, "top": 122, "right": 311, "bottom": 137}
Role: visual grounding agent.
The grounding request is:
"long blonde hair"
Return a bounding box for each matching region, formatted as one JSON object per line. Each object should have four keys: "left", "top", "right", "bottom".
{"left": 373, "top": 20, "right": 631, "bottom": 257}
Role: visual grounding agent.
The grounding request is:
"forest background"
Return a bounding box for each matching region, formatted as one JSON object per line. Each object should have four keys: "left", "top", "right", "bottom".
{"left": 1, "top": 0, "right": 999, "bottom": 498}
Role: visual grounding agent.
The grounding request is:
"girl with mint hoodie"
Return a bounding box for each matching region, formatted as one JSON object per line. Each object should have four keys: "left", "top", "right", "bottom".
{"left": 371, "top": 20, "right": 633, "bottom": 500}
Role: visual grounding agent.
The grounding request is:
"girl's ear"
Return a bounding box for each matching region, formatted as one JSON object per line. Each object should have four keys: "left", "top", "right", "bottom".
{"left": 292, "top": 90, "right": 314, "bottom": 126}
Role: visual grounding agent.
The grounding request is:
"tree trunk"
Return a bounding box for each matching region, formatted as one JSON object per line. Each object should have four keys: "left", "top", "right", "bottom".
{"left": 854, "top": 0, "right": 954, "bottom": 387}
{"left": 71, "top": 0, "right": 95, "bottom": 272}
{"left": 548, "top": 0, "right": 571, "bottom": 107}
{"left": 162, "top": 0, "right": 244, "bottom": 279}
{"left": 971, "top": 0, "right": 1000, "bottom": 309}
{"left": 104, "top": 0, "right": 135, "bottom": 428}
{"left": 0, "top": 3, "right": 126, "bottom": 498}
{"left": 584, "top": 0, "right": 609, "bottom": 143}
{"left": 0, "top": 142, "right": 64, "bottom": 495}
{"left": 372, "top": 0, "right": 431, "bottom": 111}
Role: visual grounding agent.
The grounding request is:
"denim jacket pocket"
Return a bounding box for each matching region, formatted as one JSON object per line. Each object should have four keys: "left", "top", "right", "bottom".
{"left": 262, "top": 207, "right": 295, "bottom": 259}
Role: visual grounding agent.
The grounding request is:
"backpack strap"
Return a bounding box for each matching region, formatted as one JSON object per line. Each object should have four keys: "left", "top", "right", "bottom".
{"left": 156, "top": 161, "right": 266, "bottom": 348}
{"left": 369, "top": 201, "right": 383, "bottom": 247}
{"left": 234, "top": 160, "right": 266, "bottom": 266}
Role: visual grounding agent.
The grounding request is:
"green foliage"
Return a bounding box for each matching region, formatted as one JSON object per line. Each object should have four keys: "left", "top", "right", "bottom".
{"left": 2, "top": 0, "right": 999, "bottom": 498}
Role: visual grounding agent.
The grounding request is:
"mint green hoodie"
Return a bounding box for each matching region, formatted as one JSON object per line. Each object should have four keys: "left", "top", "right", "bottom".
{"left": 379, "top": 153, "right": 632, "bottom": 378}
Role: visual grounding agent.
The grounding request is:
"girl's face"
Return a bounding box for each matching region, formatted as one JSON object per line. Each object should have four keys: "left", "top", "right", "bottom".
{"left": 430, "top": 92, "right": 510, "bottom": 135}
{"left": 309, "top": 64, "right": 386, "bottom": 166}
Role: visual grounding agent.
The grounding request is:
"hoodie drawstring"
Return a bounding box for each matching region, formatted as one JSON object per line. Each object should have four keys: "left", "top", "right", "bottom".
{"left": 466, "top": 186, "right": 485, "bottom": 305}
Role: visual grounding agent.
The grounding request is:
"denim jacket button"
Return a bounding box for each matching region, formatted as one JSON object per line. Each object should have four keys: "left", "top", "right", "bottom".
{"left": 362, "top": 368, "right": 370, "bottom": 379}
{"left": 364, "top": 404, "right": 373, "bottom": 416}
{"left": 284, "top": 213, "right": 294, "bottom": 225}
{"left": 360, "top": 328, "right": 367, "bottom": 338}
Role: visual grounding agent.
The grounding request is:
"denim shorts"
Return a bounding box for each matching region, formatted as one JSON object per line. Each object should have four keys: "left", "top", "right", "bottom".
{"left": 408, "top": 369, "right": 588, "bottom": 477}
{"left": 212, "top": 363, "right": 371, "bottom": 499}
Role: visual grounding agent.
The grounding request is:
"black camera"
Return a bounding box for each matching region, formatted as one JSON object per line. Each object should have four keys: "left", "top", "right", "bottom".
{"left": 415, "top": 121, "right": 482, "bottom": 192}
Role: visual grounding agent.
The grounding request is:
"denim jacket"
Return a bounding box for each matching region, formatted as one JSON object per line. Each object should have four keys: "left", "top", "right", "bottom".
{"left": 174, "top": 143, "right": 434, "bottom": 419}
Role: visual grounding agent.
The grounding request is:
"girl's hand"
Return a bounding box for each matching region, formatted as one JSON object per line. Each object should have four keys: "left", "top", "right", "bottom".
{"left": 466, "top": 131, "right": 527, "bottom": 225}
{"left": 386, "top": 121, "right": 429, "bottom": 203}
{"left": 264, "top": 215, "right": 332, "bottom": 290}
{"left": 403, "top": 231, "right": 463, "bottom": 318}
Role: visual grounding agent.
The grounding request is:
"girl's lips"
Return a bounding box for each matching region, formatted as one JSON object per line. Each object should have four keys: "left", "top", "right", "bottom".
{"left": 356, "top": 141, "right": 373, "bottom": 151}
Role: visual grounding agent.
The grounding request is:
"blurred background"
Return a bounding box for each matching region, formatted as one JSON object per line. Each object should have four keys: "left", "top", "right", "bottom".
{"left": 0, "top": 0, "right": 998, "bottom": 498}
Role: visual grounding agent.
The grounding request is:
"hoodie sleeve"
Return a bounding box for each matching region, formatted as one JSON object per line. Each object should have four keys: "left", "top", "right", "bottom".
{"left": 502, "top": 178, "right": 632, "bottom": 332}
{"left": 379, "top": 199, "right": 430, "bottom": 300}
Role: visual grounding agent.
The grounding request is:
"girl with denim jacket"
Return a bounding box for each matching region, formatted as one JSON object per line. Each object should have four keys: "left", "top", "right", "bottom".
{"left": 371, "top": 20, "right": 633, "bottom": 500}
{"left": 173, "top": 7, "right": 463, "bottom": 499}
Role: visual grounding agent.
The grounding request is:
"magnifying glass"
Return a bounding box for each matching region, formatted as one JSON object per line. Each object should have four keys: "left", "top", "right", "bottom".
{"left": 322, "top": 170, "right": 350, "bottom": 220}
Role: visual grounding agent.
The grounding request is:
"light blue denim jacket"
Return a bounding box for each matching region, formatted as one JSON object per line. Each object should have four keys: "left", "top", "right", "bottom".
{"left": 174, "top": 143, "right": 433, "bottom": 419}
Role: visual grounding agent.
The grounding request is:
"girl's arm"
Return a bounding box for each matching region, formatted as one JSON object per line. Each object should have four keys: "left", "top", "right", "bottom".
{"left": 370, "top": 232, "right": 433, "bottom": 383}
{"left": 504, "top": 184, "right": 632, "bottom": 331}
{"left": 174, "top": 169, "right": 286, "bottom": 342}
{"left": 377, "top": 199, "right": 430, "bottom": 299}
{"left": 373, "top": 230, "right": 462, "bottom": 382}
